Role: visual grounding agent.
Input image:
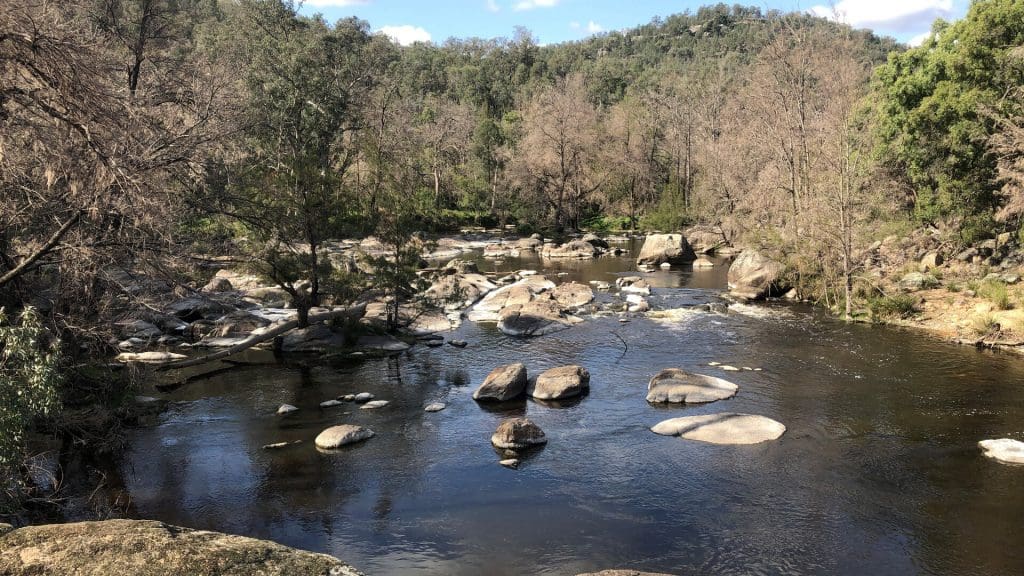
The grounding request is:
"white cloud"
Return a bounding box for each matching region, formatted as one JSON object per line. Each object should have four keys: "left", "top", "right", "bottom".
{"left": 810, "top": 0, "right": 952, "bottom": 32}
{"left": 570, "top": 20, "right": 604, "bottom": 35}
{"left": 907, "top": 31, "right": 933, "bottom": 46}
{"left": 513, "top": 0, "right": 558, "bottom": 12}
{"left": 378, "top": 25, "right": 432, "bottom": 46}
{"left": 304, "top": 0, "right": 369, "bottom": 6}
{"left": 486, "top": 0, "right": 500, "bottom": 12}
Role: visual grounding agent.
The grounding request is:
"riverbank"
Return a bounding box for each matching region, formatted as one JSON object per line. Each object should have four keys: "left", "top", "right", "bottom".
{"left": 853, "top": 228, "right": 1024, "bottom": 354}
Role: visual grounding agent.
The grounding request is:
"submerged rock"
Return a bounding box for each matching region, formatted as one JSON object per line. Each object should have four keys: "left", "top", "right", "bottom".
{"left": 353, "top": 392, "right": 374, "bottom": 403}
{"left": 491, "top": 417, "right": 548, "bottom": 449}
{"left": 646, "top": 369, "right": 738, "bottom": 404}
{"left": 651, "top": 413, "right": 786, "bottom": 445}
{"left": 0, "top": 519, "right": 362, "bottom": 576}
{"left": 979, "top": 438, "right": 1024, "bottom": 464}
{"left": 473, "top": 363, "right": 528, "bottom": 401}
{"left": 360, "top": 400, "right": 389, "bottom": 409}
{"left": 276, "top": 404, "right": 299, "bottom": 415}
{"left": 499, "top": 458, "right": 520, "bottom": 469}
{"left": 529, "top": 365, "right": 590, "bottom": 400}
{"left": 424, "top": 402, "right": 446, "bottom": 412}
{"left": 315, "top": 425, "right": 375, "bottom": 449}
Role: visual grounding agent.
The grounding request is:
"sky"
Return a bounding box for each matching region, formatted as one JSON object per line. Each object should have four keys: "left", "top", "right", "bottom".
{"left": 297, "top": 0, "right": 971, "bottom": 47}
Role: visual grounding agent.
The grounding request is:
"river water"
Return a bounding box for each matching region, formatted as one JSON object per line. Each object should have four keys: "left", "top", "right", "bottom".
{"left": 122, "top": 243, "right": 1024, "bottom": 575}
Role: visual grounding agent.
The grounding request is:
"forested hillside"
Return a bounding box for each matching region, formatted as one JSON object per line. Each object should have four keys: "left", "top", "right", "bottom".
{"left": 2, "top": 0, "right": 1023, "bottom": 513}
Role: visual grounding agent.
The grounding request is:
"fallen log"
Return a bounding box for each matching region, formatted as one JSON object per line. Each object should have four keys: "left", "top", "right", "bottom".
{"left": 152, "top": 303, "right": 366, "bottom": 371}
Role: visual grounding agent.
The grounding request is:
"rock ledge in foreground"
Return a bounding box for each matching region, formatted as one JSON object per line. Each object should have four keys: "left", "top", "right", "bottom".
{"left": 0, "top": 519, "right": 362, "bottom": 576}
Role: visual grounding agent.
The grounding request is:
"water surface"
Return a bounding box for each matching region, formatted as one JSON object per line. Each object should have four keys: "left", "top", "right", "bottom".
{"left": 122, "top": 246, "right": 1024, "bottom": 575}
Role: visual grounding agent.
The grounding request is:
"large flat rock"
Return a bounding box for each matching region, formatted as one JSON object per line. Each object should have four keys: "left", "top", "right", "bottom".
{"left": 646, "top": 369, "right": 737, "bottom": 404}
{"left": 651, "top": 413, "right": 785, "bottom": 445}
{"left": 979, "top": 438, "right": 1024, "bottom": 464}
{"left": 0, "top": 519, "right": 362, "bottom": 575}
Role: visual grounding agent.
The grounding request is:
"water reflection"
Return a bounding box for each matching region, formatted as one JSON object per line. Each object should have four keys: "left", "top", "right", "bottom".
{"left": 117, "top": 246, "right": 1024, "bottom": 575}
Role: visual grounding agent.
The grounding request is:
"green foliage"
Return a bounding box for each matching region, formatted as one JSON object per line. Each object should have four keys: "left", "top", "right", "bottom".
{"left": 582, "top": 214, "right": 631, "bottom": 233}
{"left": 868, "top": 294, "right": 920, "bottom": 320}
{"left": 0, "top": 308, "right": 61, "bottom": 474}
{"left": 640, "top": 191, "right": 693, "bottom": 232}
{"left": 871, "top": 0, "right": 1024, "bottom": 224}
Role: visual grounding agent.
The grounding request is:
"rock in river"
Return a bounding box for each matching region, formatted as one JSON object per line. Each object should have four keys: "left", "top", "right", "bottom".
{"left": 651, "top": 413, "right": 785, "bottom": 445}
{"left": 646, "top": 369, "right": 738, "bottom": 404}
{"left": 491, "top": 417, "right": 548, "bottom": 449}
{"left": 473, "top": 363, "right": 528, "bottom": 401}
{"left": 979, "top": 438, "right": 1024, "bottom": 464}
{"left": 727, "top": 251, "right": 786, "bottom": 300}
{"left": 552, "top": 282, "right": 595, "bottom": 309}
{"left": 277, "top": 404, "right": 299, "bottom": 415}
{"left": 424, "top": 402, "right": 446, "bottom": 412}
{"left": 315, "top": 425, "right": 375, "bottom": 449}
{"left": 0, "top": 519, "right": 363, "bottom": 576}
{"left": 497, "top": 299, "right": 580, "bottom": 337}
{"left": 636, "top": 234, "right": 696, "bottom": 267}
{"left": 529, "top": 365, "right": 590, "bottom": 400}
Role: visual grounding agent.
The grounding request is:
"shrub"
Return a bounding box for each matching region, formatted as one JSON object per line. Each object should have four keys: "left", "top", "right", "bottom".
{"left": 868, "top": 294, "right": 919, "bottom": 320}
{"left": 978, "top": 280, "right": 1013, "bottom": 310}
{"left": 1, "top": 307, "right": 62, "bottom": 504}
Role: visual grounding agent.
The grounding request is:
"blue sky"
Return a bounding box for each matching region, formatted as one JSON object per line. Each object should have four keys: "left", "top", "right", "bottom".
{"left": 298, "top": 0, "right": 970, "bottom": 46}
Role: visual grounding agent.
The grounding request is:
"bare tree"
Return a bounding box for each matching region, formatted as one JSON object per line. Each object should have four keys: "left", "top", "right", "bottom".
{"left": 511, "top": 74, "right": 606, "bottom": 232}
{"left": 0, "top": 0, "right": 227, "bottom": 339}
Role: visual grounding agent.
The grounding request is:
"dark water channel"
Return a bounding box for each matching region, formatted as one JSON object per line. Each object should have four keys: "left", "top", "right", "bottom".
{"left": 123, "top": 243, "right": 1024, "bottom": 575}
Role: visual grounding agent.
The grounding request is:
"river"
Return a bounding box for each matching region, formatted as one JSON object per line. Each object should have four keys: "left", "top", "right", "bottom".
{"left": 118, "top": 242, "right": 1024, "bottom": 575}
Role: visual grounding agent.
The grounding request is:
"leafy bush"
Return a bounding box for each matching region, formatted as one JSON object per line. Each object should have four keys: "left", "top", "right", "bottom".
{"left": 0, "top": 307, "right": 62, "bottom": 475}
{"left": 582, "top": 214, "right": 631, "bottom": 233}
{"left": 868, "top": 294, "right": 919, "bottom": 320}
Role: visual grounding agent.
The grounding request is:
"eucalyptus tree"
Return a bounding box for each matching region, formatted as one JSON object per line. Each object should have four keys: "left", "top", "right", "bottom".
{"left": 208, "top": 1, "right": 395, "bottom": 326}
